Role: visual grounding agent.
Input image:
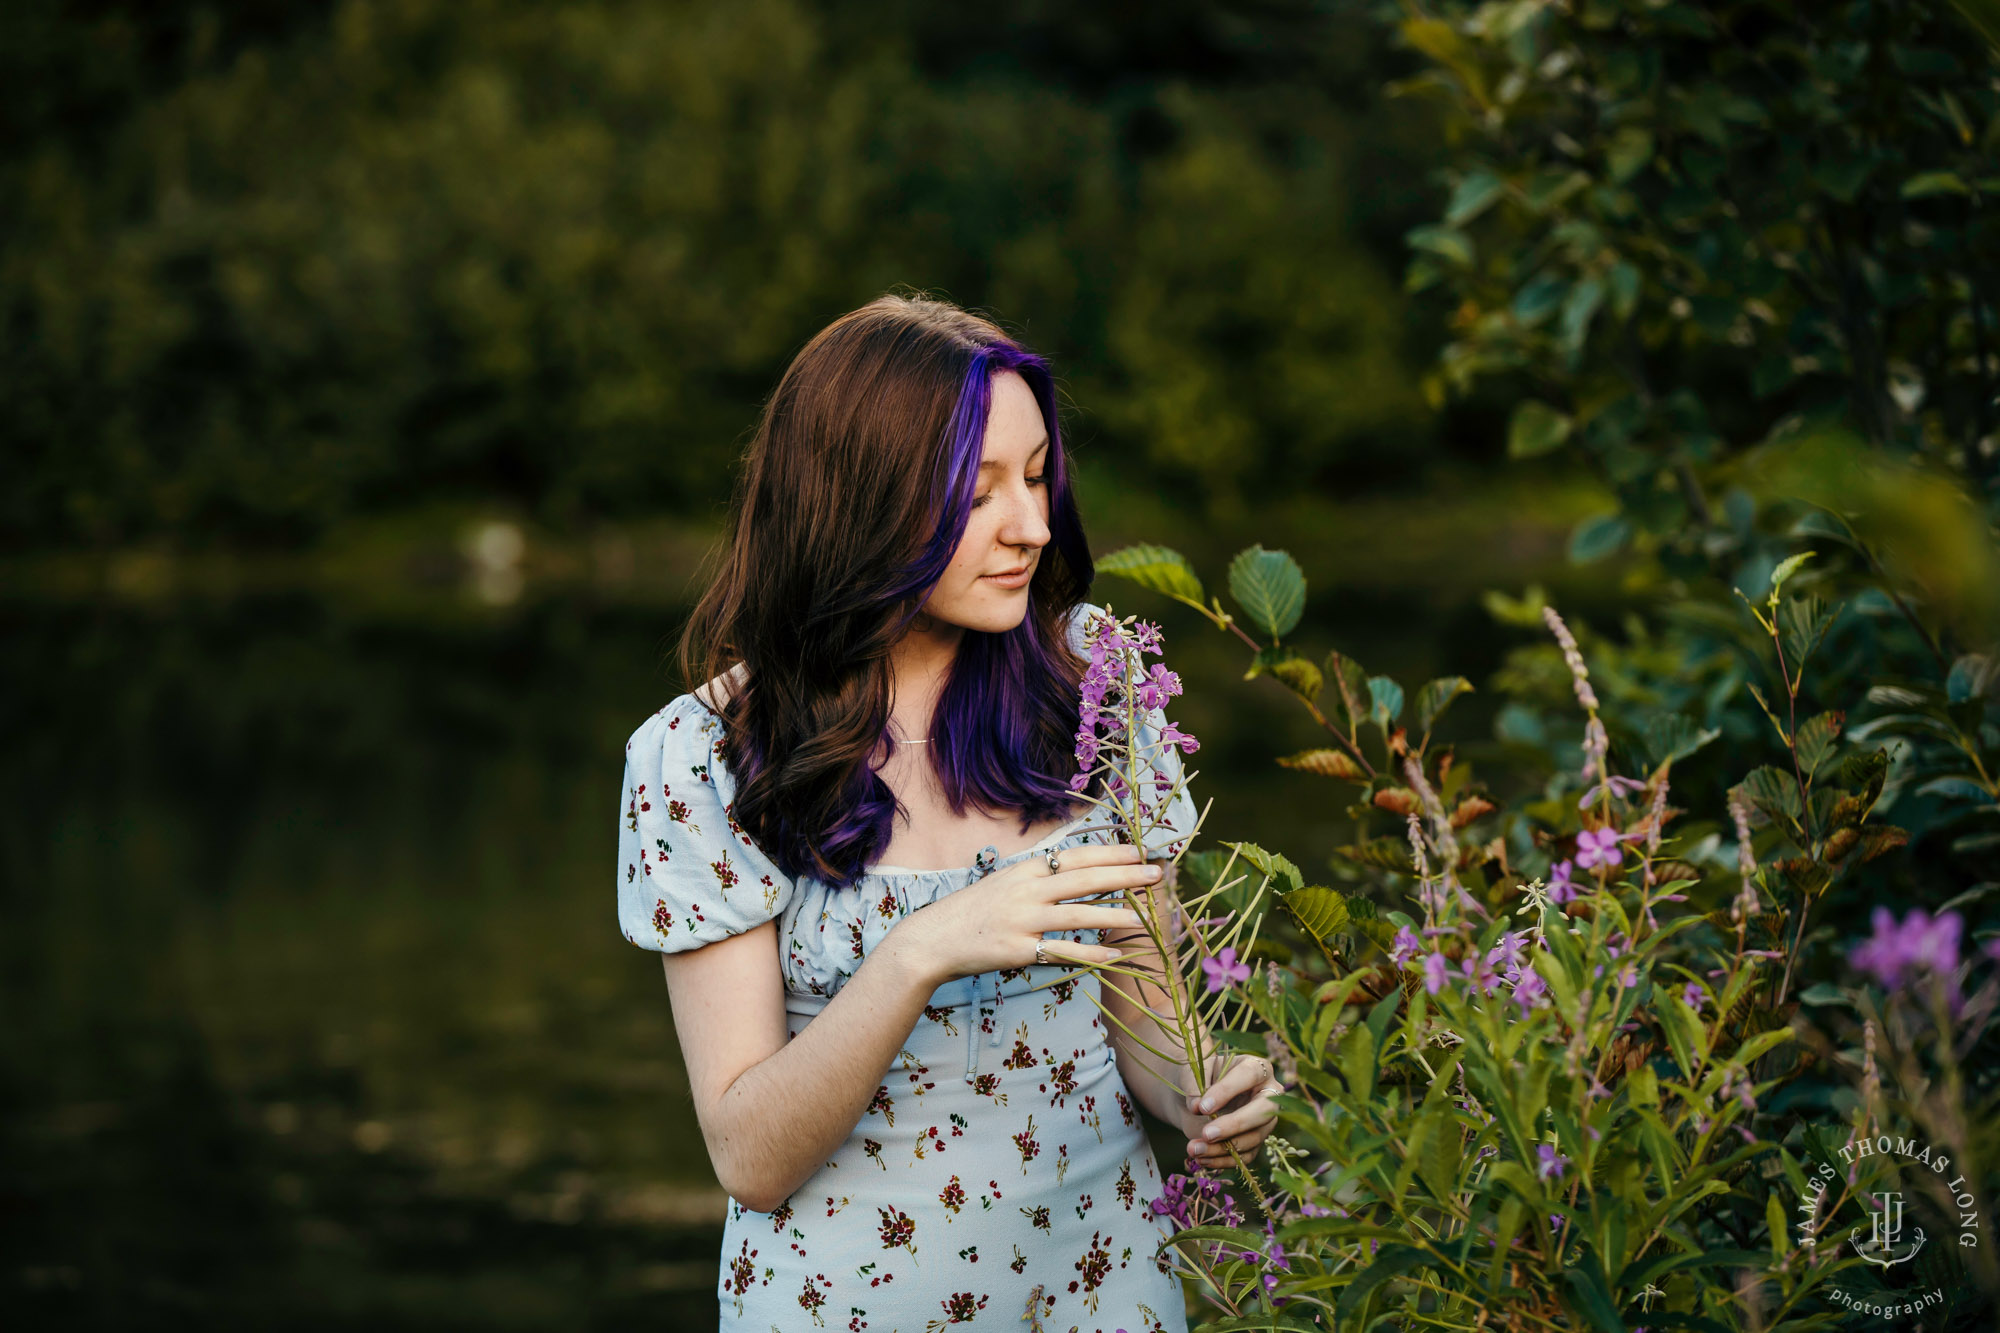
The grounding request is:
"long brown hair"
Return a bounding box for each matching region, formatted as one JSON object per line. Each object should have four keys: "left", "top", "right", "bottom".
{"left": 676, "top": 294, "right": 1095, "bottom": 887}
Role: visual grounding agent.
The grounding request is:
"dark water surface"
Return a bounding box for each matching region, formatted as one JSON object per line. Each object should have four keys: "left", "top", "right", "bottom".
{"left": 0, "top": 558, "right": 1571, "bottom": 1328}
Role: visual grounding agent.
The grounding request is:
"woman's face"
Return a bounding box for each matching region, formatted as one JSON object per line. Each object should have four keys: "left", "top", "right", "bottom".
{"left": 921, "top": 369, "right": 1052, "bottom": 634}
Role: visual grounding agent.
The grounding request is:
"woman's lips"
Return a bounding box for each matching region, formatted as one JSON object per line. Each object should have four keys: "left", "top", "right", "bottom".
{"left": 981, "top": 566, "right": 1034, "bottom": 589}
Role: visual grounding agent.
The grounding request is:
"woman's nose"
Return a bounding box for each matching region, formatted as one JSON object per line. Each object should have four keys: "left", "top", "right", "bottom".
{"left": 998, "top": 483, "right": 1050, "bottom": 549}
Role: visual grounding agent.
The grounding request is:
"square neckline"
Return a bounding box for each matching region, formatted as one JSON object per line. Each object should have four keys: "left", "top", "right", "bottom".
{"left": 859, "top": 811, "right": 1095, "bottom": 878}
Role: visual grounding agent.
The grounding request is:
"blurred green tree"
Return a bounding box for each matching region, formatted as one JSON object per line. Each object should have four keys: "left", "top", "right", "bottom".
{"left": 1, "top": 0, "right": 1444, "bottom": 550}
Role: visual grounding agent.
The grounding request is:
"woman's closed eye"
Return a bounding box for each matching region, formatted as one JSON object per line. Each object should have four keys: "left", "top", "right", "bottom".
{"left": 972, "top": 475, "right": 1046, "bottom": 507}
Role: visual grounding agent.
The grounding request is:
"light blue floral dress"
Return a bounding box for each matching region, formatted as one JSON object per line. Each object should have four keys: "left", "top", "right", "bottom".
{"left": 616, "top": 603, "right": 1196, "bottom": 1333}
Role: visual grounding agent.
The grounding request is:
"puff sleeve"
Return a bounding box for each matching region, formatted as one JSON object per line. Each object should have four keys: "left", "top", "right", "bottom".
{"left": 615, "top": 695, "right": 798, "bottom": 953}
{"left": 1066, "top": 601, "right": 1202, "bottom": 861}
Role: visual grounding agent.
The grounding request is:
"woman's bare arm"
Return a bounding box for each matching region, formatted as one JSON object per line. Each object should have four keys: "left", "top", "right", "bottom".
{"left": 661, "top": 921, "right": 936, "bottom": 1213}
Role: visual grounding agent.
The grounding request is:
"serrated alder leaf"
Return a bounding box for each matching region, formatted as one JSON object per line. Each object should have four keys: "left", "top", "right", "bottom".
{"left": 1246, "top": 647, "right": 1323, "bottom": 703}
{"left": 1227, "top": 545, "right": 1307, "bottom": 640}
{"left": 1277, "top": 748, "right": 1366, "bottom": 780}
{"left": 1281, "top": 886, "right": 1351, "bottom": 960}
{"left": 1794, "top": 710, "right": 1843, "bottom": 778}
{"left": 1767, "top": 550, "right": 1816, "bottom": 604}
{"left": 1221, "top": 841, "right": 1303, "bottom": 894}
{"left": 1415, "top": 675, "right": 1474, "bottom": 734}
{"left": 1096, "top": 543, "right": 1206, "bottom": 605}
{"left": 1324, "top": 651, "right": 1369, "bottom": 739}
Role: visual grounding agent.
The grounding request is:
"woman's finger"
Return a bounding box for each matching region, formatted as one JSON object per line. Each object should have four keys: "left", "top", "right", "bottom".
{"left": 1034, "top": 937, "right": 1124, "bottom": 967}
{"left": 1035, "top": 862, "right": 1163, "bottom": 902}
{"left": 1196, "top": 1088, "right": 1282, "bottom": 1144}
{"left": 1188, "top": 1056, "right": 1270, "bottom": 1116}
{"left": 1046, "top": 905, "right": 1145, "bottom": 934}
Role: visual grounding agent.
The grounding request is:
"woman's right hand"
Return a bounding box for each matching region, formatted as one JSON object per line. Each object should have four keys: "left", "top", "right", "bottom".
{"left": 886, "top": 842, "right": 1159, "bottom": 988}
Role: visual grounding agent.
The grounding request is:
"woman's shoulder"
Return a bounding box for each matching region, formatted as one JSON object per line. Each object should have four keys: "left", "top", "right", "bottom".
{"left": 624, "top": 665, "right": 746, "bottom": 751}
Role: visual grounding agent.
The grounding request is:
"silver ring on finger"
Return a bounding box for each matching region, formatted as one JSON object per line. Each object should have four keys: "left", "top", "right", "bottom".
{"left": 1045, "top": 846, "right": 1061, "bottom": 874}
{"left": 1033, "top": 939, "right": 1049, "bottom": 966}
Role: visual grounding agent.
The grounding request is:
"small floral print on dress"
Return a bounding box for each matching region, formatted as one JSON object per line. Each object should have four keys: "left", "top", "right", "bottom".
{"left": 1039, "top": 1048, "right": 1080, "bottom": 1105}
{"left": 1078, "top": 1093, "right": 1102, "bottom": 1142}
{"left": 1009, "top": 1244, "right": 1027, "bottom": 1274}
{"left": 848, "top": 919, "right": 865, "bottom": 959}
{"left": 1040, "top": 976, "right": 1076, "bottom": 1019}
{"left": 922, "top": 1004, "right": 960, "bottom": 1035}
{"left": 948, "top": 1112, "right": 967, "bottom": 1139}
{"left": 725, "top": 1238, "right": 761, "bottom": 1316}
{"left": 876, "top": 1204, "right": 916, "bottom": 1257}
{"left": 1001, "top": 1024, "right": 1037, "bottom": 1071}
{"left": 651, "top": 899, "right": 673, "bottom": 937}
{"left": 691, "top": 761, "right": 711, "bottom": 785}
{"left": 1116, "top": 1160, "right": 1137, "bottom": 1210}
{"left": 1074, "top": 1192, "right": 1094, "bottom": 1219}
{"left": 1021, "top": 1204, "right": 1051, "bottom": 1232}
{"left": 654, "top": 836, "right": 671, "bottom": 866}
{"left": 939, "top": 1175, "right": 965, "bottom": 1216}
{"left": 956, "top": 1244, "right": 978, "bottom": 1264}
{"left": 667, "top": 794, "right": 699, "bottom": 833}
{"left": 997, "top": 965, "right": 1029, "bottom": 982}
{"left": 760, "top": 873, "right": 779, "bottom": 913}
{"left": 1116, "top": 1090, "right": 1137, "bottom": 1127}
{"left": 711, "top": 849, "right": 740, "bottom": 897}
{"left": 876, "top": 889, "right": 899, "bottom": 920}
{"left": 845, "top": 1308, "right": 867, "bottom": 1333}
{"left": 862, "top": 1138, "right": 885, "bottom": 1170}
{"left": 798, "top": 1273, "right": 832, "bottom": 1326}
{"left": 865, "top": 1086, "right": 894, "bottom": 1126}
{"left": 970, "top": 1073, "right": 1007, "bottom": 1105}
{"left": 770, "top": 1202, "right": 793, "bottom": 1233}
{"left": 925, "top": 1290, "right": 988, "bottom": 1330}
{"left": 1069, "top": 1230, "right": 1117, "bottom": 1313}
{"left": 1055, "top": 1140, "right": 1070, "bottom": 1186}
{"left": 1012, "top": 1115, "right": 1040, "bottom": 1173}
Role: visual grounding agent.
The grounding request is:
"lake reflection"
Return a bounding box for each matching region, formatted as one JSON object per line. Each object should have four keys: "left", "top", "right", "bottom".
{"left": 1, "top": 578, "right": 1500, "bottom": 1328}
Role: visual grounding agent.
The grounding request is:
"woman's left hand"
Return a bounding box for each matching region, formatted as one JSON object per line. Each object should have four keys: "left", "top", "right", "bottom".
{"left": 1182, "top": 1054, "right": 1284, "bottom": 1169}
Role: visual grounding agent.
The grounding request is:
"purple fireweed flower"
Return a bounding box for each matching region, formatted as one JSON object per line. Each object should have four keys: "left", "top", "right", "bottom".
{"left": 1486, "top": 930, "right": 1527, "bottom": 972}
{"left": 1133, "top": 663, "right": 1184, "bottom": 711}
{"left": 1460, "top": 951, "right": 1503, "bottom": 998}
{"left": 1850, "top": 907, "right": 1963, "bottom": 992}
{"left": 1157, "top": 720, "right": 1200, "bottom": 754}
{"left": 1130, "top": 619, "right": 1164, "bottom": 656}
{"left": 1509, "top": 965, "right": 1548, "bottom": 1016}
{"left": 1423, "top": 952, "right": 1451, "bottom": 995}
{"left": 1201, "top": 946, "right": 1250, "bottom": 993}
{"left": 1682, "top": 981, "right": 1703, "bottom": 1012}
{"left": 1579, "top": 773, "right": 1645, "bottom": 811}
{"left": 1574, "top": 827, "right": 1627, "bottom": 869}
{"left": 1390, "top": 925, "right": 1422, "bottom": 967}
{"left": 1547, "top": 858, "right": 1578, "bottom": 904}
{"left": 1536, "top": 1143, "right": 1569, "bottom": 1181}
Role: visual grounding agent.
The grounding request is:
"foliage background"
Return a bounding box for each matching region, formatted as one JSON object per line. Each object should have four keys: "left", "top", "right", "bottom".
{"left": 5, "top": 0, "right": 1990, "bottom": 1328}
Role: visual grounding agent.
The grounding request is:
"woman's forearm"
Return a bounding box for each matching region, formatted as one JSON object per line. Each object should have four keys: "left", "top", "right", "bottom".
{"left": 702, "top": 932, "right": 937, "bottom": 1212}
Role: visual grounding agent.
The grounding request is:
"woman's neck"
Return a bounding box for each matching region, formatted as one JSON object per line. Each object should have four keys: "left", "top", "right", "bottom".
{"left": 886, "top": 613, "right": 962, "bottom": 742}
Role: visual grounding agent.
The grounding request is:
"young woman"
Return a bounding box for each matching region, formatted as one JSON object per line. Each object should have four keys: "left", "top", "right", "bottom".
{"left": 615, "top": 295, "right": 1282, "bottom": 1331}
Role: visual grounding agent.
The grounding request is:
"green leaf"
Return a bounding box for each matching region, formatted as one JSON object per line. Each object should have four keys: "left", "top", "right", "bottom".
{"left": 1221, "top": 841, "right": 1303, "bottom": 894}
{"left": 1557, "top": 276, "right": 1605, "bottom": 355}
{"left": 1740, "top": 765, "right": 1803, "bottom": 824}
{"left": 1640, "top": 711, "right": 1721, "bottom": 769}
{"left": 1948, "top": 654, "right": 1998, "bottom": 704}
{"left": 1407, "top": 224, "right": 1474, "bottom": 267}
{"left": 1794, "top": 710, "right": 1843, "bottom": 778}
{"left": 1367, "top": 676, "right": 1405, "bottom": 729}
{"left": 1333, "top": 1242, "right": 1432, "bottom": 1321}
{"left": 1561, "top": 1250, "right": 1626, "bottom": 1333}
{"left": 1226, "top": 545, "right": 1306, "bottom": 640}
{"left": 1276, "top": 748, "right": 1366, "bottom": 780}
{"left": 1767, "top": 550, "right": 1816, "bottom": 604}
{"left": 1323, "top": 651, "right": 1370, "bottom": 739}
{"left": 1445, "top": 168, "right": 1506, "bottom": 225}
{"left": 1606, "top": 126, "right": 1654, "bottom": 183}
{"left": 1280, "top": 886, "right": 1351, "bottom": 962}
{"left": 1777, "top": 593, "right": 1838, "bottom": 676}
{"left": 1508, "top": 399, "right": 1572, "bottom": 458}
{"left": 1415, "top": 676, "right": 1474, "bottom": 734}
{"left": 1245, "top": 646, "right": 1322, "bottom": 703}
{"left": 1567, "top": 512, "right": 1630, "bottom": 564}
{"left": 1096, "top": 543, "right": 1206, "bottom": 605}
{"left": 1902, "top": 170, "right": 1971, "bottom": 197}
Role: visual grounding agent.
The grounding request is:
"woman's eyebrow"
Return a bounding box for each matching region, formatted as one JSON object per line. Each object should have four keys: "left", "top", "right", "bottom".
{"left": 978, "top": 437, "right": 1050, "bottom": 472}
